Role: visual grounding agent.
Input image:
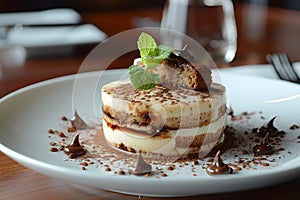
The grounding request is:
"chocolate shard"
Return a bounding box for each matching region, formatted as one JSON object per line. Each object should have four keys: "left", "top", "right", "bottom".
{"left": 133, "top": 153, "right": 152, "bottom": 176}
{"left": 71, "top": 110, "right": 88, "bottom": 130}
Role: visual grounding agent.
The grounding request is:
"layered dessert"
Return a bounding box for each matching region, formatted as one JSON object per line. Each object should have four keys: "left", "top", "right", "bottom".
{"left": 101, "top": 32, "right": 227, "bottom": 157}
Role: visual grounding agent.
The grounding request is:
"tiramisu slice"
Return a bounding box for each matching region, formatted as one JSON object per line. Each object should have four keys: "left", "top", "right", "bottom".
{"left": 102, "top": 80, "right": 226, "bottom": 157}
{"left": 101, "top": 32, "right": 227, "bottom": 158}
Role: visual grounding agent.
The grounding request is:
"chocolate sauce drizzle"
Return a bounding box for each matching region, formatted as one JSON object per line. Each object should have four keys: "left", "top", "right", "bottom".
{"left": 133, "top": 153, "right": 152, "bottom": 176}
{"left": 254, "top": 117, "right": 284, "bottom": 137}
{"left": 71, "top": 110, "right": 88, "bottom": 130}
{"left": 64, "top": 134, "right": 87, "bottom": 158}
{"left": 206, "top": 151, "right": 233, "bottom": 175}
{"left": 253, "top": 132, "right": 274, "bottom": 156}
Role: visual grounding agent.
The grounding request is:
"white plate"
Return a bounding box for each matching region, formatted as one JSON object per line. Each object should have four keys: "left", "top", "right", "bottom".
{"left": 1, "top": 69, "right": 300, "bottom": 197}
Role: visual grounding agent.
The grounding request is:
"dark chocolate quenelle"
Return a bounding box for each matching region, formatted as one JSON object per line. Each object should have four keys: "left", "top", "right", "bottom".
{"left": 64, "top": 134, "right": 87, "bottom": 158}
{"left": 206, "top": 151, "right": 233, "bottom": 175}
{"left": 253, "top": 132, "right": 275, "bottom": 156}
{"left": 254, "top": 117, "right": 285, "bottom": 137}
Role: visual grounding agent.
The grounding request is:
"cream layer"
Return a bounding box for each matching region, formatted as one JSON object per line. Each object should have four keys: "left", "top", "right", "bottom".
{"left": 103, "top": 115, "right": 226, "bottom": 157}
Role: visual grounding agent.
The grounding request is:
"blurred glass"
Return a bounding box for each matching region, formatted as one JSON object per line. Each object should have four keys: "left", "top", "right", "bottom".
{"left": 161, "top": 0, "right": 237, "bottom": 64}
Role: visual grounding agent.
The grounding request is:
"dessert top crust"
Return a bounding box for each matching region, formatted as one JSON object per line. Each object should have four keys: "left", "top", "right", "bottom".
{"left": 102, "top": 80, "right": 224, "bottom": 105}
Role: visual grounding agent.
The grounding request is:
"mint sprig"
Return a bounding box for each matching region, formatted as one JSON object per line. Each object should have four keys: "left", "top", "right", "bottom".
{"left": 128, "top": 65, "right": 160, "bottom": 90}
{"left": 137, "top": 32, "right": 157, "bottom": 59}
{"left": 129, "top": 32, "right": 173, "bottom": 90}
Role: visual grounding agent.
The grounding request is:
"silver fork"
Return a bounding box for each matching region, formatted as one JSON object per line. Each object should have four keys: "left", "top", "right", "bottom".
{"left": 267, "top": 53, "right": 300, "bottom": 84}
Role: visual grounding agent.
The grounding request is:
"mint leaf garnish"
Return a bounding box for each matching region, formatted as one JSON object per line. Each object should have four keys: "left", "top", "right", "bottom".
{"left": 129, "top": 32, "right": 174, "bottom": 90}
{"left": 137, "top": 32, "right": 157, "bottom": 59}
{"left": 144, "top": 45, "right": 174, "bottom": 69}
{"left": 129, "top": 65, "right": 160, "bottom": 90}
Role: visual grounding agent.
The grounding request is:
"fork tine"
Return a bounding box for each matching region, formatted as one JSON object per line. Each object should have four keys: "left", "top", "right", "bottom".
{"left": 267, "top": 54, "right": 288, "bottom": 80}
{"left": 277, "top": 53, "right": 295, "bottom": 81}
{"left": 278, "top": 53, "right": 300, "bottom": 82}
{"left": 267, "top": 53, "right": 300, "bottom": 83}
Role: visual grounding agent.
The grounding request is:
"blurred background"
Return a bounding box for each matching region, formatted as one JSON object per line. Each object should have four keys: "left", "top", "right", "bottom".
{"left": 0, "top": 0, "right": 300, "bottom": 12}
{"left": 1, "top": 0, "right": 300, "bottom": 65}
{"left": 1, "top": 0, "right": 300, "bottom": 96}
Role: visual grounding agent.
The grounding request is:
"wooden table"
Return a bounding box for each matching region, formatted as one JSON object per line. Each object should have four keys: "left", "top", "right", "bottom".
{"left": 1, "top": 3, "right": 300, "bottom": 199}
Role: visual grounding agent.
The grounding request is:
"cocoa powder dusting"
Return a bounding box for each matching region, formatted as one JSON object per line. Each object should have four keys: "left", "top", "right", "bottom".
{"left": 118, "top": 170, "right": 126, "bottom": 175}
{"left": 161, "top": 173, "right": 168, "bottom": 177}
{"left": 61, "top": 116, "right": 68, "bottom": 121}
{"left": 167, "top": 166, "right": 175, "bottom": 171}
{"left": 49, "top": 142, "right": 56, "bottom": 146}
{"left": 48, "top": 110, "right": 297, "bottom": 178}
{"left": 50, "top": 147, "right": 59, "bottom": 152}
{"left": 290, "top": 124, "right": 300, "bottom": 130}
{"left": 105, "top": 167, "right": 111, "bottom": 172}
{"left": 48, "top": 129, "right": 55, "bottom": 134}
{"left": 58, "top": 132, "right": 66, "bottom": 138}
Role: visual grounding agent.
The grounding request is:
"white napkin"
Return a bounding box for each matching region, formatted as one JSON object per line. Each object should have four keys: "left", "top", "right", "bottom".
{"left": 5, "top": 24, "right": 107, "bottom": 47}
{"left": 0, "top": 8, "right": 107, "bottom": 57}
{"left": 0, "top": 9, "right": 81, "bottom": 26}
